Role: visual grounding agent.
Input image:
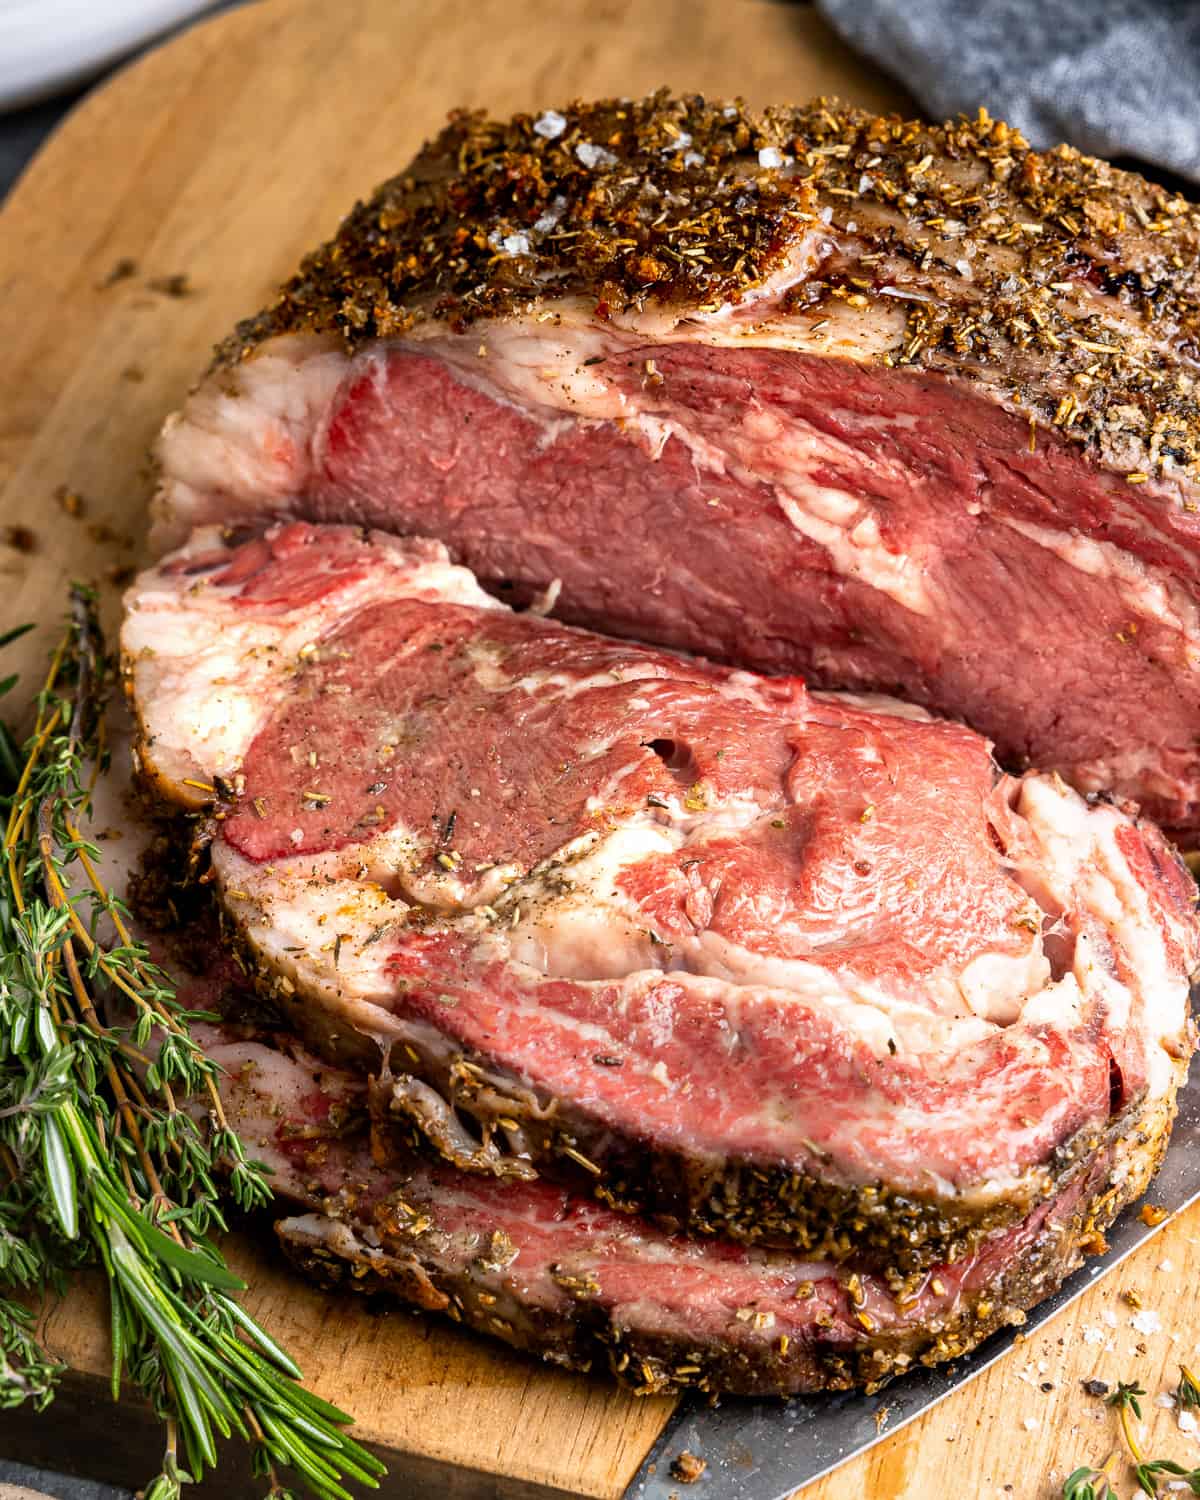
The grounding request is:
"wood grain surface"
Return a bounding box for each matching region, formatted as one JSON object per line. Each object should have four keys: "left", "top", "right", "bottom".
{"left": 0, "top": 3, "right": 1197, "bottom": 1497}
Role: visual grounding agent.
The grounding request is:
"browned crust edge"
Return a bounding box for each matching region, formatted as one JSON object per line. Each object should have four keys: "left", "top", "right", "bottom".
{"left": 275, "top": 1075, "right": 1178, "bottom": 1398}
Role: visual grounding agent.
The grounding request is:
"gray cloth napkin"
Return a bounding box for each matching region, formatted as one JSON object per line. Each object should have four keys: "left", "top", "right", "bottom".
{"left": 817, "top": 0, "right": 1200, "bottom": 183}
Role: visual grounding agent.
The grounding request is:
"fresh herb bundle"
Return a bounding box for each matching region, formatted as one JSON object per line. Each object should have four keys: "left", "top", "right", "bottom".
{"left": 0, "top": 592, "right": 384, "bottom": 1497}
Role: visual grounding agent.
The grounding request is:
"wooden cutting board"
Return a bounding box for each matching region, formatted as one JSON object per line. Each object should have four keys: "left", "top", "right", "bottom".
{"left": 1, "top": 2, "right": 1199, "bottom": 1495}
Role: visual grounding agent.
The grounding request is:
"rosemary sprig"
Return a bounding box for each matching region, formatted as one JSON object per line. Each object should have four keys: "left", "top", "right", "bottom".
{"left": 0, "top": 591, "right": 385, "bottom": 1497}
{"left": 1177, "top": 1364, "right": 1200, "bottom": 1410}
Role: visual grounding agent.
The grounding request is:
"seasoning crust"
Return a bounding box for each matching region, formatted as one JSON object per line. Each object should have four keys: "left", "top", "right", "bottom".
{"left": 222, "top": 90, "right": 1200, "bottom": 487}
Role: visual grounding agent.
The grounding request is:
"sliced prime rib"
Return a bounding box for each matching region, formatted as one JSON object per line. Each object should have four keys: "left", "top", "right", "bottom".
{"left": 152, "top": 93, "right": 1200, "bottom": 843}
{"left": 197, "top": 1018, "right": 1174, "bottom": 1396}
{"left": 122, "top": 521, "right": 1199, "bottom": 1280}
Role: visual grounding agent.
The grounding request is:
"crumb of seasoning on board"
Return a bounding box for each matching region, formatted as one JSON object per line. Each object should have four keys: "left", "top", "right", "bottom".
{"left": 3, "top": 525, "right": 36, "bottom": 553}
{"left": 97, "top": 256, "right": 138, "bottom": 288}
{"left": 147, "top": 272, "right": 193, "bottom": 297}
{"left": 669, "top": 1451, "right": 706, "bottom": 1484}
{"left": 53, "top": 484, "right": 86, "bottom": 518}
{"left": 1140, "top": 1203, "right": 1169, "bottom": 1227}
{"left": 1081, "top": 1377, "right": 1110, "bottom": 1397}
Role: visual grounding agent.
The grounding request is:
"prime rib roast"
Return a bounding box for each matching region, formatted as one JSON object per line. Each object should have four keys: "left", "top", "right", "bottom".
{"left": 151, "top": 93, "right": 1200, "bottom": 844}
{"left": 122, "top": 520, "right": 1196, "bottom": 1368}
{"left": 121, "top": 93, "right": 1200, "bottom": 1395}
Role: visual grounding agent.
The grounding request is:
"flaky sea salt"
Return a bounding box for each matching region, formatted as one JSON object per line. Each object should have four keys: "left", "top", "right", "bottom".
{"left": 533, "top": 196, "right": 567, "bottom": 234}
{"left": 533, "top": 110, "right": 567, "bottom": 140}
{"left": 1179, "top": 1409, "right": 1199, "bottom": 1435}
{"left": 1132, "top": 1309, "right": 1163, "bottom": 1336}
{"left": 757, "top": 146, "right": 787, "bottom": 169}
{"left": 575, "top": 141, "right": 616, "bottom": 169}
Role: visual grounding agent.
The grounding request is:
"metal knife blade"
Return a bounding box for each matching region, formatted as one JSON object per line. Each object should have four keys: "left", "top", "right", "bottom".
{"left": 624, "top": 1069, "right": 1200, "bottom": 1500}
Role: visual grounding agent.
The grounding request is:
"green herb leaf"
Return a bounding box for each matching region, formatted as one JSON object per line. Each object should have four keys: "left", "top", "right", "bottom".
{"left": 1061, "top": 1464, "right": 1115, "bottom": 1500}
{"left": 40, "top": 1113, "right": 77, "bottom": 1240}
{"left": 1107, "top": 1380, "right": 1147, "bottom": 1420}
{"left": 0, "top": 623, "right": 34, "bottom": 651}
{"left": 1136, "top": 1459, "right": 1200, "bottom": 1496}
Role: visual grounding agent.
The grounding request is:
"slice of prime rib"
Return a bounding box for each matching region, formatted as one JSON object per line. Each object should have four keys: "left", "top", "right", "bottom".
{"left": 152, "top": 93, "right": 1200, "bottom": 844}
{"left": 196, "top": 1017, "right": 1172, "bottom": 1396}
{"left": 122, "top": 521, "right": 1199, "bottom": 1282}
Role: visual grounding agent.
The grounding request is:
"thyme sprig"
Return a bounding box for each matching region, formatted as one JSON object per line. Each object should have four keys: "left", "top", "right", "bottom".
{"left": 1177, "top": 1364, "right": 1200, "bottom": 1410}
{"left": 1069, "top": 1369, "right": 1200, "bottom": 1497}
{"left": 1107, "top": 1380, "right": 1147, "bottom": 1420}
{"left": 1062, "top": 1458, "right": 1116, "bottom": 1500}
{"left": 1133, "top": 1462, "right": 1200, "bottom": 1498}
{"left": 0, "top": 593, "right": 385, "bottom": 1497}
